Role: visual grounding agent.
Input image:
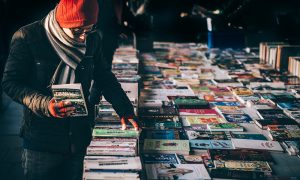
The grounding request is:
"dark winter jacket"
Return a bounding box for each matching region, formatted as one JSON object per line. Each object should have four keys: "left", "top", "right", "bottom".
{"left": 1, "top": 20, "right": 134, "bottom": 154}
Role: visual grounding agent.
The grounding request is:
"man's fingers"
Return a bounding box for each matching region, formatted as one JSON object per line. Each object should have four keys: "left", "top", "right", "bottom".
{"left": 56, "top": 101, "right": 73, "bottom": 109}
{"left": 128, "top": 118, "right": 139, "bottom": 131}
{"left": 121, "top": 118, "right": 127, "bottom": 130}
{"left": 59, "top": 107, "right": 76, "bottom": 113}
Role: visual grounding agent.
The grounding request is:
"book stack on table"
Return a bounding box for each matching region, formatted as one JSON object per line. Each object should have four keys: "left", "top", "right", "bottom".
{"left": 83, "top": 46, "right": 142, "bottom": 180}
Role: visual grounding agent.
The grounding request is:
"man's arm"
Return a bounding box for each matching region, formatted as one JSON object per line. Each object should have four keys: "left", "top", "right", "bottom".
{"left": 1, "top": 29, "right": 52, "bottom": 117}
{"left": 93, "top": 64, "right": 134, "bottom": 118}
{"left": 92, "top": 32, "right": 134, "bottom": 118}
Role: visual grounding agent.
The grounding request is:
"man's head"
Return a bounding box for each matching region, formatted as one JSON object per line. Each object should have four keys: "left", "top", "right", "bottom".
{"left": 56, "top": 0, "right": 99, "bottom": 41}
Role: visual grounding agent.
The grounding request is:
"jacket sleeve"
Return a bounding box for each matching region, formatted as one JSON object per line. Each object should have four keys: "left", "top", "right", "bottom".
{"left": 92, "top": 33, "right": 134, "bottom": 117}
{"left": 1, "top": 29, "right": 52, "bottom": 117}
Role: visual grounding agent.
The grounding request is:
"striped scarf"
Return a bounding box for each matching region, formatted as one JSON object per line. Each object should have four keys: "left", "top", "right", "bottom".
{"left": 43, "top": 7, "right": 86, "bottom": 84}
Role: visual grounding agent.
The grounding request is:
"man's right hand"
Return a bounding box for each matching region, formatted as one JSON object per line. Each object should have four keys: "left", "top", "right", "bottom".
{"left": 48, "top": 98, "right": 76, "bottom": 118}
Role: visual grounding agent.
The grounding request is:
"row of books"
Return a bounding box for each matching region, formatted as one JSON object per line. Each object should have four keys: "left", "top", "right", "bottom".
{"left": 83, "top": 46, "right": 142, "bottom": 180}
{"left": 259, "top": 42, "right": 300, "bottom": 72}
{"left": 137, "top": 42, "right": 300, "bottom": 179}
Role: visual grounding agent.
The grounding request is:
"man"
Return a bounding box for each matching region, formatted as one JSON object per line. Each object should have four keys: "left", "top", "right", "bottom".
{"left": 2, "top": 0, "right": 138, "bottom": 180}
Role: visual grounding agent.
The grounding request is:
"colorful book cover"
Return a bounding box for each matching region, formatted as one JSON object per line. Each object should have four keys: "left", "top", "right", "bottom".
{"left": 212, "top": 102, "right": 242, "bottom": 107}
{"left": 214, "top": 160, "right": 272, "bottom": 172}
{"left": 208, "top": 123, "right": 244, "bottom": 132}
{"left": 145, "top": 130, "right": 179, "bottom": 140}
{"left": 179, "top": 109, "right": 219, "bottom": 116}
{"left": 176, "top": 154, "right": 203, "bottom": 164}
{"left": 92, "top": 129, "right": 139, "bottom": 138}
{"left": 223, "top": 114, "right": 253, "bottom": 123}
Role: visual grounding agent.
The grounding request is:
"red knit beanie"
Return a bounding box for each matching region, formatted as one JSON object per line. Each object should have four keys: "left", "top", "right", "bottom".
{"left": 56, "top": 0, "right": 99, "bottom": 28}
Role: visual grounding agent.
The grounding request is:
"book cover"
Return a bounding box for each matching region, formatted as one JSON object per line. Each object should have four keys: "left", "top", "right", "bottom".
{"left": 231, "top": 139, "right": 283, "bottom": 151}
{"left": 254, "top": 119, "right": 298, "bottom": 129}
{"left": 213, "top": 160, "right": 272, "bottom": 172}
{"left": 177, "top": 154, "right": 204, "bottom": 164}
{"left": 186, "top": 131, "right": 231, "bottom": 140}
{"left": 51, "top": 83, "right": 88, "bottom": 116}
{"left": 179, "top": 109, "right": 220, "bottom": 116}
{"left": 83, "top": 172, "right": 139, "bottom": 180}
{"left": 143, "top": 139, "right": 190, "bottom": 154}
{"left": 84, "top": 156, "right": 142, "bottom": 171}
{"left": 257, "top": 109, "right": 290, "bottom": 119}
{"left": 182, "top": 115, "right": 227, "bottom": 126}
{"left": 145, "top": 164, "right": 211, "bottom": 180}
{"left": 208, "top": 123, "right": 244, "bottom": 132}
{"left": 190, "top": 140, "right": 233, "bottom": 149}
{"left": 92, "top": 129, "right": 139, "bottom": 138}
{"left": 223, "top": 114, "right": 253, "bottom": 123}
{"left": 230, "top": 133, "right": 267, "bottom": 140}
{"left": 145, "top": 130, "right": 180, "bottom": 140}
{"left": 142, "top": 154, "right": 179, "bottom": 164}
{"left": 209, "top": 149, "right": 273, "bottom": 162}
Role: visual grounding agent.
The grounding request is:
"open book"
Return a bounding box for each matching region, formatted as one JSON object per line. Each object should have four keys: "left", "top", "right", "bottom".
{"left": 51, "top": 83, "right": 88, "bottom": 117}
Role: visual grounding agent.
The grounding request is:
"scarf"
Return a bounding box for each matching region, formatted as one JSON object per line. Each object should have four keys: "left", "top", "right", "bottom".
{"left": 44, "top": 8, "right": 86, "bottom": 85}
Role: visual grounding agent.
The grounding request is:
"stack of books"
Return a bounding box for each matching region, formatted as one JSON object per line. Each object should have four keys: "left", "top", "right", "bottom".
{"left": 83, "top": 102, "right": 142, "bottom": 179}
{"left": 83, "top": 46, "right": 142, "bottom": 180}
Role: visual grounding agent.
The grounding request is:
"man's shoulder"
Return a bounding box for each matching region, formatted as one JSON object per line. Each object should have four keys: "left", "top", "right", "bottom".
{"left": 12, "top": 20, "right": 45, "bottom": 43}
{"left": 20, "top": 20, "right": 43, "bottom": 33}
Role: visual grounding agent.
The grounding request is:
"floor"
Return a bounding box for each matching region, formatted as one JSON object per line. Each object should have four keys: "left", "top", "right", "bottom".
{"left": 0, "top": 93, "right": 25, "bottom": 180}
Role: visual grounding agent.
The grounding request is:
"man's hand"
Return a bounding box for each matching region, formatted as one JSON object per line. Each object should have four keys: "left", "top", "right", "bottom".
{"left": 121, "top": 115, "right": 139, "bottom": 131}
{"left": 48, "top": 98, "right": 76, "bottom": 118}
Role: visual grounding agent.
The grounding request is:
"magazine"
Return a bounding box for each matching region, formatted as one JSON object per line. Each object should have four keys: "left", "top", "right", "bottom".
{"left": 51, "top": 83, "right": 88, "bottom": 116}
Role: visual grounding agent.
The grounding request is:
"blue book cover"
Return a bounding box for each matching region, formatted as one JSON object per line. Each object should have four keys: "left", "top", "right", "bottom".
{"left": 142, "top": 154, "right": 179, "bottom": 164}
{"left": 146, "top": 130, "right": 178, "bottom": 139}
{"left": 277, "top": 102, "right": 300, "bottom": 109}
{"left": 231, "top": 133, "right": 267, "bottom": 140}
{"left": 223, "top": 114, "right": 253, "bottom": 123}
{"left": 212, "top": 102, "right": 242, "bottom": 107}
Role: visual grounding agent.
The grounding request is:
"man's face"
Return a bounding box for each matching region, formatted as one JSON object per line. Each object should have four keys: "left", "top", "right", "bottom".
{"left": 63, "top": 24, "right": 95, "bottom": 42}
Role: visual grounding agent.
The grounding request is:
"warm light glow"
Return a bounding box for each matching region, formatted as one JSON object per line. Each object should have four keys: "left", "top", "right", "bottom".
{"left": 213, "top": 9, "right": 221, "bottom": 14}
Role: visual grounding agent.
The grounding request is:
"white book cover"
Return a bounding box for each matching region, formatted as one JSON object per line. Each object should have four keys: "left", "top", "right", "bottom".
{"left": 145, "top": 164, "right": 211, "bottom": 180}
{"left": 231, "top": 138, "right": 284, "bottom": 151}
{"left": 83, "top": 172, "right": 139, "bottom": 180}
{"left": 84, "top": 156, "right": 142, "bottom": 171}
{"left": 89, "top": 139, "right": 137, "bottom": 147}
{"left": 51, "top": 83, "right": 88, "bottom": 116}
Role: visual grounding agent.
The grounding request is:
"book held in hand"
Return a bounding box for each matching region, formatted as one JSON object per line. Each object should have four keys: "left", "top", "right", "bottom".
{"left": 52, "top": 83, "right": 88, "bottom": 117}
